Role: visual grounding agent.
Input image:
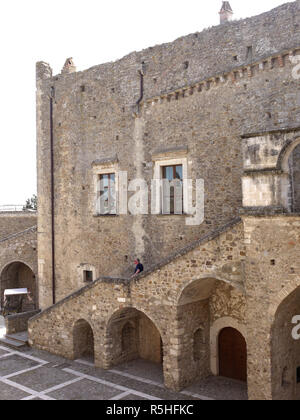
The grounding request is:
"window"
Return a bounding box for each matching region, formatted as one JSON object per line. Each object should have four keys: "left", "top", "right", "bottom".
{"left": 92, "top": 157, "right": 118, "bottom": 216}
{"left": 162, "top": 165, "right": 183, "bottom": 214}
{"left": 98, "top": 173, "right": 116, "bottom": 215}
{"left": 297, "top": 367, "right": 300, "bottom": 384}
{"left": 83, "top": 270, "right": 93, "bottom": 283}
{"left": 78, "top": 264, "right": 96, "bottom": 285}
{"left": 122, "top": 322, "right": 136, "bottom": 353}
{"left": 152, "top": 152, "right": 188, "bottom": 215}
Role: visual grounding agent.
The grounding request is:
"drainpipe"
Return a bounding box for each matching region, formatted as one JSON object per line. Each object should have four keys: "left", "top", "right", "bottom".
{"left": 50, "top": 86, "right": 56, "bottom": 304}
{"left": 136, "top": 70, "right": 144, "bottom": 114}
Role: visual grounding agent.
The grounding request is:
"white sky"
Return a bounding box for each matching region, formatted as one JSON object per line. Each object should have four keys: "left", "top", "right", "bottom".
{"left": 0, "top": 0, "right": 288, "bottom": 205}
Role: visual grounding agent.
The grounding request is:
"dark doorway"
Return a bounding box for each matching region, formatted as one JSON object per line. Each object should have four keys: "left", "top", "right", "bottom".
{"left": 219, "top": 327, "right": 247, "bottom": 382}
{"left": 73, "top": 319, "right": 95, "bottom": 363}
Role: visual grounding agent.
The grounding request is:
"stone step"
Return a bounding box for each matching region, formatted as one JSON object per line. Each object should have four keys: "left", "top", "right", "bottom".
{"left": 0, "top": 336, "right": 27, "bottom": 349}
{"left": 5, "top": 331, "right": 28, "bottom": 345}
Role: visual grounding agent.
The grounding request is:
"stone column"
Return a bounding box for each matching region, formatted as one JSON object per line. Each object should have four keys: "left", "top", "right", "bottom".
{"left": 246, "top": 296, "right": 273, "bottom": 400}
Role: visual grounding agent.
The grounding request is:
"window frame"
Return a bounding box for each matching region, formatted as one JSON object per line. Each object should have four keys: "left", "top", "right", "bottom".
{"left": 153, "top": 157, "right": 188, "bottom": 215}
{"left": 93, "top": 163, "right": 119, "bottom": 216}
{"left": 99, "top": 172, "right": 116, "bottom": 215}
{"left": 161, "top": 164, "right": 184, "bottom": 215}
{"left": 83, "top": 270, "right": 93, "bottom": 283}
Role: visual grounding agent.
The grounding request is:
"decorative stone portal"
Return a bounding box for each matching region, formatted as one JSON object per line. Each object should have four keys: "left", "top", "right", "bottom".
{"left": 218, "top": 327, "right": 247, "bottom": 382}
{"left": 73, "top": 319, "right": 95, "bottom": 363}
{"left": 271, "top": 285, "right": 300, "bottom": 400}
{"left": 105, "top": 308, "right": 163, "bottom": 369}
{"left": 0, "top": 262, "right": 37, "bottom": 312}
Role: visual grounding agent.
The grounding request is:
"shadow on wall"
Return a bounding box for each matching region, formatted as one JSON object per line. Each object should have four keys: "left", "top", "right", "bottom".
{"left": 106, "top": 308, "right": 163, "bottom": 368}
{"left": 73, "top": 319, "right": 95, "bottom": 362}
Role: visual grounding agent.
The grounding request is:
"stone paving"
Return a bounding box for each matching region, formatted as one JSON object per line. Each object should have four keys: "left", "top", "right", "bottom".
{"left": 0, "top": 343, "right": 248, "bottom": 400}
{"left": 0, "top": 316, "right": 5, "bottom": 338}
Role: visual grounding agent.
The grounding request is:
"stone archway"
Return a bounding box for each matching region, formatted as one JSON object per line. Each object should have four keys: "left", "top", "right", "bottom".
{"left": 0, "top": 261, "right": 37, "bottom": 312}
{"left": 73, "top": 319, "right": 95, "bottom": 363}
{"left": 271, "top": 285, "right": 300, "bottom": 400}
{"left": 105, "top": 307, "right": 163, "bottom": 371}
{"left": 175, "top": 277, "right": 246, "bottom": 389}
{"left": 210, "top": 316, "right": 247, "bottom": 378}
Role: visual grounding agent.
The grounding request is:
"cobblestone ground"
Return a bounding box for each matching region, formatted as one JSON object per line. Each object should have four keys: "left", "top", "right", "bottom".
{"left": 0, "top": 343, "right": 248, "bottom": 400}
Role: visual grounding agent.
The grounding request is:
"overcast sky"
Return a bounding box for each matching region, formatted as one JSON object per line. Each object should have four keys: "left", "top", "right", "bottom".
{"left": 0, "top": 0, "right": 289, "bottom": 206}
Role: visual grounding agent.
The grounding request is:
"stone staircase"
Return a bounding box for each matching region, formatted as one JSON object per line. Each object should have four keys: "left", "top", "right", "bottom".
{"left": 0, "top": 331, "right": 28, "bottom": 350}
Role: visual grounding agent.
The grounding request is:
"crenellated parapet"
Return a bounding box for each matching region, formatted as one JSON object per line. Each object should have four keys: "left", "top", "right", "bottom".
{"left": 140, "top": 46, "right": 300, "bottom": 110}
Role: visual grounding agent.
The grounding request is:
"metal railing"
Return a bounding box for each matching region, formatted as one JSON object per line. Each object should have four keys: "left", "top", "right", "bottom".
{"left": 0, "top": 205, "right": 25, "bottom": 212}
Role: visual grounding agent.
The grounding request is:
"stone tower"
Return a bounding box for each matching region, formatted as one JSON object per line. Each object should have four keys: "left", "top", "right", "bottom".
{"left": 61, "top": 58, "right": 76, "bottom": 74}
{"left": 219, "top": 1, "right": 233, "bottom": 24}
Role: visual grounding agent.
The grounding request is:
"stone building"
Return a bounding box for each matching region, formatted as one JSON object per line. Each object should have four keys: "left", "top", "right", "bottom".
{"left": 0, "top": 212, "right": 38, "bottom": 311}
{"left": 2, "top": 0, "right": 299, "bottom": 400}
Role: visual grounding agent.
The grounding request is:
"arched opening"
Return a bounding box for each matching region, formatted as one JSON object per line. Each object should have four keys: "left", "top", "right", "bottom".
{"left": 271, "top": 285, "right": 300, "bottom": 400}
{"left": 0, "top": 262, "right": 37, "bottom": 313}
{"left": 73, "top": 319, "right": 95, "bottom": 363}
{"left": 218, "top": 327, "right": 247, "bottom": 382}
{"left": 106, "top": 308, "right": 163, "bottom": 381}
{"left": 288, "top": 143, "right": 300, "bottom": 212}
{"left": 177, "top": 277, "right": 247, "bottom": 397}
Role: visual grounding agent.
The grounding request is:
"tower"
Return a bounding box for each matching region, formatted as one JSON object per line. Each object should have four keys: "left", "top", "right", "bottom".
{"left": 219, "top": 1, "right": 233, "bottom": 24}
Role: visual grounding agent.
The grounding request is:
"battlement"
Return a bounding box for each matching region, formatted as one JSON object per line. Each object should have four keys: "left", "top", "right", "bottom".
{"left": 140, "top": 46, "right": 300, "bottom": 108}
{"left": 37, "top": 1, "right": 300, "bottom": 107}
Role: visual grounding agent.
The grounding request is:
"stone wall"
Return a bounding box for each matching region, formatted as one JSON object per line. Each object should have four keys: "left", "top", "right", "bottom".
{"left": 36, "top": 1, "right": 300, "bottom": 309}
{"left": 5, "top": 310, "right": 40, "bottom": 335}
{"left": 0, "top": 213, "right": 36, "bottom": 240}
{"left": 290, "top": 143, "right": 300, "bottom": 212}
{"left": 243, "top": 215, "right": 300, "bottom": 400}
{"left": 29, "top": 219, "right": 246, "bottom": 391}
{"left": 272, "top": 286, "right": 300, "bottom": 400}
{"left": 0, "top": 226, "right": 38, "bottom": 310}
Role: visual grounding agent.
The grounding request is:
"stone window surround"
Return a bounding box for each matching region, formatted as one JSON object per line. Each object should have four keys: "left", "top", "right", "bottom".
{"left": 152, "top": 155, "right": 189, "bottom": 215}
{"left": 210, "top": 316, "right": 247, "bottom": 376}
{"left": 92, "top": 160, "right": 119, "bottom": 216}
{"left": 91, "top": 152, "right": 191, "bottom": 215}
{"left": 77, "top": 263, "right": 96, "bottom": 285}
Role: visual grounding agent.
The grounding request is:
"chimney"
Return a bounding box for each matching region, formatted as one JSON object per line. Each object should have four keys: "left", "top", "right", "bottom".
{"left": 219, "top": 1, "right": 233, "bottom": 24}
{"left": 61, "top": 58, "right": 76, "bottom": 74}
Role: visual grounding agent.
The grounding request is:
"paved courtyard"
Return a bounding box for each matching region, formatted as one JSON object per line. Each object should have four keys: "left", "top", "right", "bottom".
{"left": 0, "top": 317, "right": 5, "bottom": 338}
{"left": 0, "top": 339, "right": 248, "bottom": 400}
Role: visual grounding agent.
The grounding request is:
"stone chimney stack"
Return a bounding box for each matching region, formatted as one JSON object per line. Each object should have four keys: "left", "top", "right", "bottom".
{"left": 61, "top": 58, "right": 76, "bottom": 74}
{"left": 219, "top": 1, "right": 233, "bottom": 24}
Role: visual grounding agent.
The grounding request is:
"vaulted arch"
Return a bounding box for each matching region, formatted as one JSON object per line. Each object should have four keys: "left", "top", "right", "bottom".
{"left": 73, "top": 318, "right": 95, "bottom": 363}
{"left": 0, "top": 261, "right": 37, "bottom": 312}
{"left": 270, "top": 284, "right": 300, "bottom": 400}
{"left": 106, "top": 307, "right": 163, "bottom": 367}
